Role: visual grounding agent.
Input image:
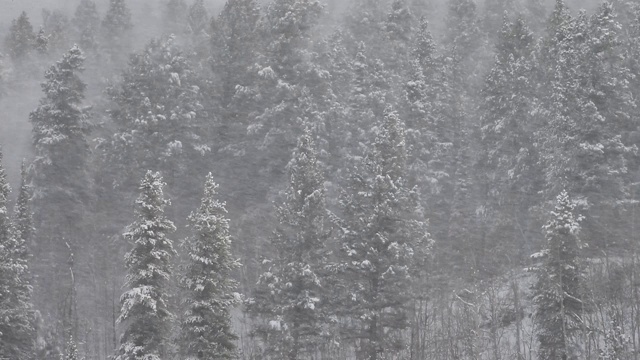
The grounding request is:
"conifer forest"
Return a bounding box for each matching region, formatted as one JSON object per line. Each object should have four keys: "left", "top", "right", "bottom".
{"left": 3, "top": 0, "right": 640, "bottom": 358}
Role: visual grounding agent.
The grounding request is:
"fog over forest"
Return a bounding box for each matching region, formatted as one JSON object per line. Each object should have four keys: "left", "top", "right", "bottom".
{"left": 0, "top": 0, "right": 636, "bottom": 359}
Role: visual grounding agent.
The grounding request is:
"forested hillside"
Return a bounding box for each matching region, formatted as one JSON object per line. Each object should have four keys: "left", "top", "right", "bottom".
{"left": 0, "top": 0, "right": 638, "bottom": 359}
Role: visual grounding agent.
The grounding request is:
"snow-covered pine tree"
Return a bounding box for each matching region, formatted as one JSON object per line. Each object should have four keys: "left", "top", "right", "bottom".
{"left": 102, "top": 0, "right": 132, "bottom": 37}
{"left": 533, "top": 190, "right": 586, "bottom": 360}
{"left": 34, "top": 27, "right": 50, "bottom": 55}
{"left": 344, "top": 0, "right": 387, "bottom": 53}
{"left": 13, "top": 161, "right": 35, "bottom": 262}
{"left": 402, "top": 17, "right": 459, "bottom": 264}
{"left": 445, "top": 0, "right": 481, "bottom": 69}
{"left": 115, "top": 171, "right": 177, "bottom": 360}
{"left": 72, "top": 0, "right": 100, "bottom": 52}
{"left": 187, "top": 0, "right": 209, "bottom": 36}
{"left": 180, "top": 173, "right": 241, "bottom": 360}
{"left": 30, "top": 44, "right": 90, "bottom": 200}
{"left": 248, "top": 129, "right": 331, "bottom": 359}
{"left": 244, "top": 0, "right": 323, "bottom": 141}
{"left": 383, "top": 0, "right": 414, "bottom": 70}
{"left": 482, "top": 0, "right": 515, "bottom": 37}
{"left": 0, "top": 149, "right": 35, "bottom": 360}
{"left": 29, "top": 45, "right": 90, "bottom": 342}
{"left": 4, "top": 11, "right": 35, "bottom": 61}
{"left": 101, "top": 0, "right": 132, "bottom": 63}
{"left": 334, "top": 109, "right": 432, "bottom": 360}
{"left": 185, "top": 0, "right": 210, "bottom": 63}
{"left": 102, "top": 35, "right": 208, "bottom": 191}
{"left": 479, "top": 15, "right": 541, "bottom": 264}
{"left": 211, "top": 0, "right": 261, "bottom": 107}
{"left": 536, "top": 2, "right": 636, "bottom": 250}
{"left": 42, "top": 10, "right": 70, "bottom": 55}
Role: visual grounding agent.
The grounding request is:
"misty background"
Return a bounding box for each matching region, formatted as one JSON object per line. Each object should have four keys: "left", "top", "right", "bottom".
{"left": 0, "top": 0, "right": 635, "bottom": 359}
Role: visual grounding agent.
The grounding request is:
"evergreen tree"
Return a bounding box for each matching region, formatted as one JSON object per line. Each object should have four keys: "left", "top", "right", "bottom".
{"left": 344, "top": 0, "right": 387, "bottom": 52}
{"left": 29, "top": 45, "right": 90, "bottom": 341}
{"left": 4, "top": 11, "right": 35, "bottom": 61}
{"left": 180, "top": 173, "right": 240, "bottom": 360}
{"left": 115, "top": 171, "right": 177, "bottom": 360}
{"left": 72, "top": 0, "right": 100, "bottom": 52}
{"left": 482, "top": 0, "right": 515, "bottom": 36}
{"left": 102, "top": 0, "right": 133, "bottom": 63}
{"left": 13, "top": 160, "right": 34, "bottom": 258}
{"left": 181, "top": 173, "right": 240, "bottom": 359}
{"left": 533, "top": 190, "right": 586, "bottom": 360}
{"left": 383, "top": 0, "right": 414, "bottom": 68}
{"left": 479, "top": 15, "right": 541, "bottom": 264}
{"left": 102, "top": 35, "right": 209, "bottom": 191}
{"left": 185, "top": 0, "right": 210, "bottom": 64}
{"left": 0, "top": 149, "right": 35, "bottom": 360}
{"left": 211, "top": 0, "right": 261, "bottom": 107}
{"left": 187, "top": 0, "right": 209, "bottom": 36}
{"left": 537, "top": 2, "right": 636, "bottom": 250}
{"left": 334, "top": 109, "right": 432, "bottom": 359}
{"left": 34, "top": 27, "right": 50, "bottom": 55}
{"left": 42, "top": 10, "right": 70, "bottom": 54}
{"left": 445, "top": 0, "right": 481, "bottom": 63}
{"left": 102, "top": 0, "right": 133, "bottom": 36}
{"left": 249, "top": 130, "right": 331, "bottom": 359}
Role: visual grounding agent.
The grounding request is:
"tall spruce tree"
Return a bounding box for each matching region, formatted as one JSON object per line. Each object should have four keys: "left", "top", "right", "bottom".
{"left": 479, "top": 15, "right": 541, "bottom": 264}
{"left": 0, "top": 149, "right": 35, "bottom": 359}
{"left": 334, "top": 109, "right": 431, "bottom": 360}
{"left": 13, "top": 161, "right": 34, "bottom": 262}
{"left": 115, "top": 171, "right": 177, "bottom": 360}
{"left": 102, "top": 0, "right": 133, "bottom": 63}
{"left": 533, "top": 190, "right": 586, "bottom": 360}
{"left": 29, "top": 45, "right": 90, "bottom": 343}
{"left": 42, "top": 10, "right": 71, "bottom": 55}
{"left": 187, "top": 0, "right": 209, "bottom": 36}
{"left": 72, "top": 0, "right": 100, "bottom": 52}
{"left": 211, "top": 0, "right": 261, "bottom": 107}
{"left": 4, "top": 11, "right": 35, "bottom": 62}
{"left": 249, "top": 130, "right": 331, "bottom": 359}
{"left": 180, "top": 173, "right": 241, "bottom": 360}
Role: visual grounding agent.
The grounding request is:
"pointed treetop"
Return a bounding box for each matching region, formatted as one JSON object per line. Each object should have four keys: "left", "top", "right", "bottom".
{"left": 412, "top": 16, "right": 436, "bottom": 67}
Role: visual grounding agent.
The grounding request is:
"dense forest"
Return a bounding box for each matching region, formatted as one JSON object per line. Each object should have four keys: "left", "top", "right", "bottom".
{"left": 0, "top": 0, "right": 639, "bottom": 359}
